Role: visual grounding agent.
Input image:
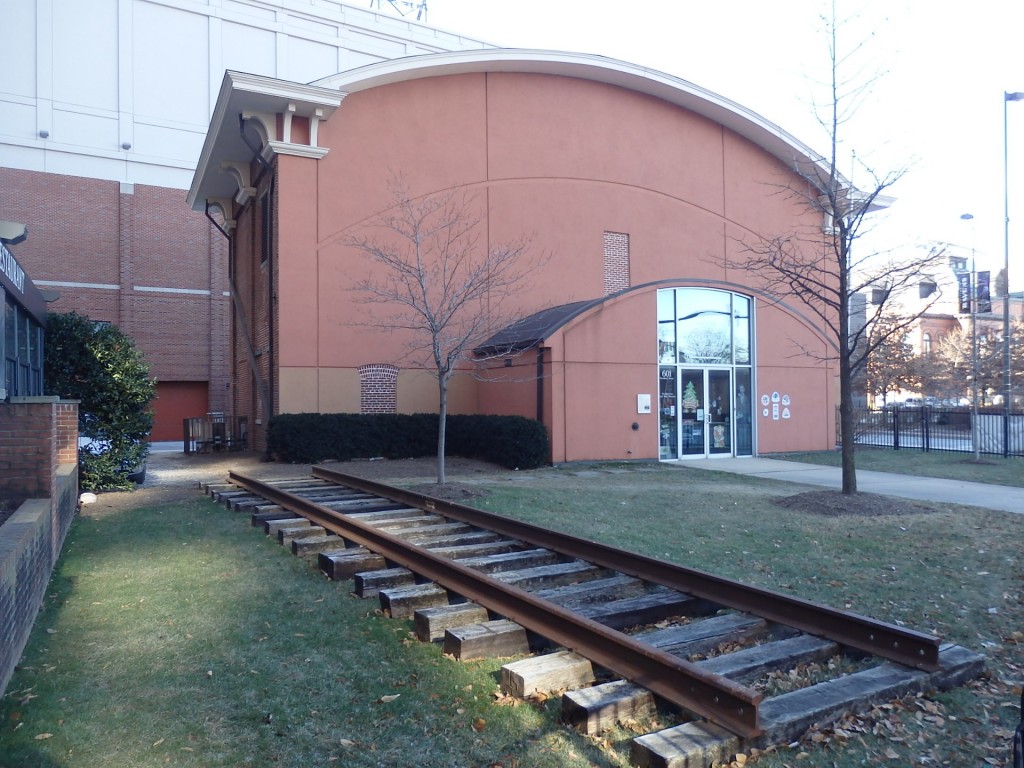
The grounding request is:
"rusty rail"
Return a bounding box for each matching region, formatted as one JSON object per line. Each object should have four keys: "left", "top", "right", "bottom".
{"left": 229, "top": 470, "right": 762, "bottom": 736}
{"left": 308, "top": 466, "right": 941, "bottom": 672}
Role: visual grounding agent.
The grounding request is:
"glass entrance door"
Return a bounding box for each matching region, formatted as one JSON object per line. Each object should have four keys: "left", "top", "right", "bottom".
{"left": 678, "top": 370, "right": 706, "bottom": 457}
{"left": 657, "top": 288, "right": 754, "bottom": 459}
{"left": 707, "top": 369, "right": 732, "bottom": 455}
{"left": 671, "top": 368, "right": 733, "bottom": 458}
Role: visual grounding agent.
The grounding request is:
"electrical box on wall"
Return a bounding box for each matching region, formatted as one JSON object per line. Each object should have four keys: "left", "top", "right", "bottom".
{"left": 637, "top": 394, "right": 652, "bottom": 414}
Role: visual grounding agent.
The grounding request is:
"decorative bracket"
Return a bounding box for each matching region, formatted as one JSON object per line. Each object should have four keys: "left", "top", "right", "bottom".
{"left": 206, "top": 198, "right": 237, "bottom": 232}
{"left": 221, "top": 161, "right": 257, "bottom": 205}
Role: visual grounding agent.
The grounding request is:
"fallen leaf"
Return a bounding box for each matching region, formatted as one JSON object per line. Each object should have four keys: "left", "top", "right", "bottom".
{"left": 153, "top": 738, "right": 165, "bottom": 747}
{"left": 379, "top": 694, "right": 401, "bottom": 703}
{"left": 472, "top": 717, "right": 486, "bottom": 732}
{"left": 35, "top": 733, "right": 53, "bottom": 740}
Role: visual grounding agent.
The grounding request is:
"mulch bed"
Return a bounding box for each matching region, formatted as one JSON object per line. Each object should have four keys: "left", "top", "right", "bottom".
{"left": 775, "top": 490, "right": 939, "bottom": 517}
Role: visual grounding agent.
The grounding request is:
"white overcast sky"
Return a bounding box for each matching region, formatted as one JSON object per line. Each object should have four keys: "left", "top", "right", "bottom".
{"left": 408, "top": 0, "right": 1024, "bottom": 288}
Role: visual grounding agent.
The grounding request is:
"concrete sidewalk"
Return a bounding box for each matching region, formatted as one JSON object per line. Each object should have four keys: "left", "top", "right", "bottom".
{"left": 684, "top": 457, "right": 1024, "bottom": 515}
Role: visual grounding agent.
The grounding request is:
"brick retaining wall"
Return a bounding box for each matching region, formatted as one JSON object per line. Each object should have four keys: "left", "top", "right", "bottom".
{"left": 0, "top": 398, "right": 79, "bottom": 698}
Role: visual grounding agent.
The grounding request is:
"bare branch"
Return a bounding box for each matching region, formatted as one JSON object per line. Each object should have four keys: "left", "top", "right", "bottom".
{"left": 343, "top": 176, "right": 542, "bottom": 484}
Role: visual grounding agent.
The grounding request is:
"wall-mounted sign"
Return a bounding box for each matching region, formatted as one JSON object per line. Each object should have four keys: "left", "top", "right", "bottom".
{"left": 0, "top": 242, "right": 48, "bottom": 324}
{"left": 760, "top": 392, "right": 793, "bottom": 422}
{"left": 0, "top": 242, "right": 26, "bottom": 294}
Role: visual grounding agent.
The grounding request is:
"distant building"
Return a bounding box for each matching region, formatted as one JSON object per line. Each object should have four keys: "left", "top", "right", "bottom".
{"left": 0, "top": 0, "right": 490, "bottom": 439}
{"left": 855, "top": 250, "right": 1023, "bottom": 406}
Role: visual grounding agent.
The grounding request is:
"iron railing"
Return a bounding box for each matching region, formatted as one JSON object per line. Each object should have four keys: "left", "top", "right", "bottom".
{"left": 843, "top": 405, "right": 1024, "bottom": 458}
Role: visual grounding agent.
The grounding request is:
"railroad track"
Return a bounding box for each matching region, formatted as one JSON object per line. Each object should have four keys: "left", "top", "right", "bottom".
{"left": 205, "top": 466, "right": 984, "bottom": 766}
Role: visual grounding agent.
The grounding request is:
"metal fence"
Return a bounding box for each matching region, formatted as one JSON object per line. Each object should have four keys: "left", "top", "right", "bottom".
{"left": 846, "top": 406, "right": 1024, "bottom": 458}
{"left": 182, "top": 413, "right": 249, "bottom": 454}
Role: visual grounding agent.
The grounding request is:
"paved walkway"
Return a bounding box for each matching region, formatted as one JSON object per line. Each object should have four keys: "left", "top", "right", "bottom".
{"left": 150, "top": 441, "right": 1021, "bottom": 515}
{"left": 685, "top": 457, "right": 1024, "bottom": 515}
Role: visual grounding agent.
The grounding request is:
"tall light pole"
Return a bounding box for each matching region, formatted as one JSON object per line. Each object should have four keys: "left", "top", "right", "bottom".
{"left": 961, "top": 213, "right": 980, "bottom": 460}
{"left": 1003, "top": 91, "right": 1024, "bottom": 457}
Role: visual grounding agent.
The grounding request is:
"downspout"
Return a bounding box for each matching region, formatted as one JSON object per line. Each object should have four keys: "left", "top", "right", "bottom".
{"left": 206, "top": 202, "right": 273, "bottom": 437}
{"left": 236, "top": 112, "right": 276, "bottom": 450}
{"left": 266, "top": 175, "right": 275, "bottom": 459}
{"left": 536, "top": 347, "right": 544, "bottom": 424}
{"left": 239, "top": 114, "right": 272, "bottom": 179}
{"left": 204, "top": 204, "right": 231, "bottom": 241}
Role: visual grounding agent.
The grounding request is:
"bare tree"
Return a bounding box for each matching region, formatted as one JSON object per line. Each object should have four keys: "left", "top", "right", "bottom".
{"left": 346, "top": 179, "right": 536, "bottom": 485}
{"left": 931, "top": 323, "right": 1015, "bottom": 407}
{"left": 733, "top": 6, "right": 948, "bottom": 493}
{"left": 864, "top": 314, "right": 917, "bottom": 406}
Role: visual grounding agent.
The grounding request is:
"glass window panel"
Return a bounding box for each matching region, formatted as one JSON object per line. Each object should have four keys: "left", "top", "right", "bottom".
{"left": 657, "top": 290, "right": 676, "bottom": 364}
{"left": 33, "top": 326, "right": 44, "bottom": 368}
{"left": 733, "top": 295, "right": 751, "bottom": 364}
{"left": 658, "top": 366, "right": 677, "bottom": 459}
{"left": 677, "top": 288, "right": 731, "bottom": 364}
{"left": 735, "top": 367, "right": 753, "bottom": 455}
{"left": 18, "top": 307, "right": 29, "bottom": 358}
{"left": 4, "top": 300, "right": 15, "bottom": 357}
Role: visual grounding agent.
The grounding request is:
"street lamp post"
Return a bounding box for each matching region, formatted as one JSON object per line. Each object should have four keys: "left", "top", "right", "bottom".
{"left": 1003, "top": 91, "right": 1024, "bottom": 457}
{"left": 961, "top": 213, "right": 980, "bottom": 460}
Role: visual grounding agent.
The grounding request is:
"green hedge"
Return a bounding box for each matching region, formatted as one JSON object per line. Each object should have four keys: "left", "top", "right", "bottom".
{"left": 267, "top": 413, "right": 548, "bottom": 469}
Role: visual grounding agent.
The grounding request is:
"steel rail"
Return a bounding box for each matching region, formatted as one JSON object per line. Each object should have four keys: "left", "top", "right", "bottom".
{"left": 229, "top": 470, "right": 763, "bottom": 737}
{"left": 309, "top": 466, "right": 941, "bottom": 672}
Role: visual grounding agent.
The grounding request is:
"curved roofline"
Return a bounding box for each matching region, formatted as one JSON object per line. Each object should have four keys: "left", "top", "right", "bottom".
{"left": 189, "top": 49, "right": 892, "bottom": 214}
{"left": 314, "top": 48, "right": 874, "bottom": 202}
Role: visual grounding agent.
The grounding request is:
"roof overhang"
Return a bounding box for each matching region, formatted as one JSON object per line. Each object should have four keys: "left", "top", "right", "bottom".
{"left": 187, "top": 71, "right": 344, "bottom": 214}
{"left": 475, "top": 299, "right": 599, "bottom": 355}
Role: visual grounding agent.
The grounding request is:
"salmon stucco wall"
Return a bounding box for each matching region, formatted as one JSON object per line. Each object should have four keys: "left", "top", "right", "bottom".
{"left": 255, "top": 64, "right": 837, "bottom": 460}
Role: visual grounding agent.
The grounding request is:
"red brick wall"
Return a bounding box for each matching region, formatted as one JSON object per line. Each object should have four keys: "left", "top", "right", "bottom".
{"left": 0, "top": 167, "right": 231, "bottom": 437}
{"left": 359, "top": 364, "right": 399, "bottom": 413}
{"left": 0, "top": 398, "right": 79, "bottom": 700}
{"left": 0, "top": 399, "right": 57, "bottom": 498}
{"left": 603, "top": 231, "right": 630, "bottom": 295}
{"left": 55, "top": 401, "right": 79, "bottom": 466}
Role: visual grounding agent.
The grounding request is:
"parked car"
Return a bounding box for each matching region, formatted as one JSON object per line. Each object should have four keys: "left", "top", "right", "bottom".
{"left": 884, "top": 397, "right": 922, "bottom": 409}
{"left": 78, "top": 436, "right": 148, "bottom": 484}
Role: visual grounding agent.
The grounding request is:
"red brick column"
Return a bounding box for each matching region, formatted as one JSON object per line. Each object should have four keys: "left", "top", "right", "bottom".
{"left": 55, "top": 401, "right": 80, "bottom": 466}
{"left": 0, "top": 398, "right": 78, "bottom": 499}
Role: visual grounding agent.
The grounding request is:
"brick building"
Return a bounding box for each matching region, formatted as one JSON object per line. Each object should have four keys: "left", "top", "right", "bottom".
{"left": 0, "top": 0, "right": 489, "bottom": 439}
{"left": 188, "top": 51, "right": 859, "bottom": 461}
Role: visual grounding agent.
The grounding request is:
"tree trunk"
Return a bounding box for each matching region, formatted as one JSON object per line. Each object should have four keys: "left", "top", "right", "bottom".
{"left": 436, "top": 375, "right": 448, "bottom": 486}
{"left": 839, "top": 378, "right": 857, "bottom": 494}
{"left": 837, "top": 233, "right": 857, "bottom": 495}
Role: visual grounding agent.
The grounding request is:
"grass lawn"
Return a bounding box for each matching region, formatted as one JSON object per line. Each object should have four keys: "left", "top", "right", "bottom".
{"left": 1, "top": 463, "right": 1021, "bottom": 767}
{"left": 769, "top": 447, "right": 1024, "bottom": 487}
